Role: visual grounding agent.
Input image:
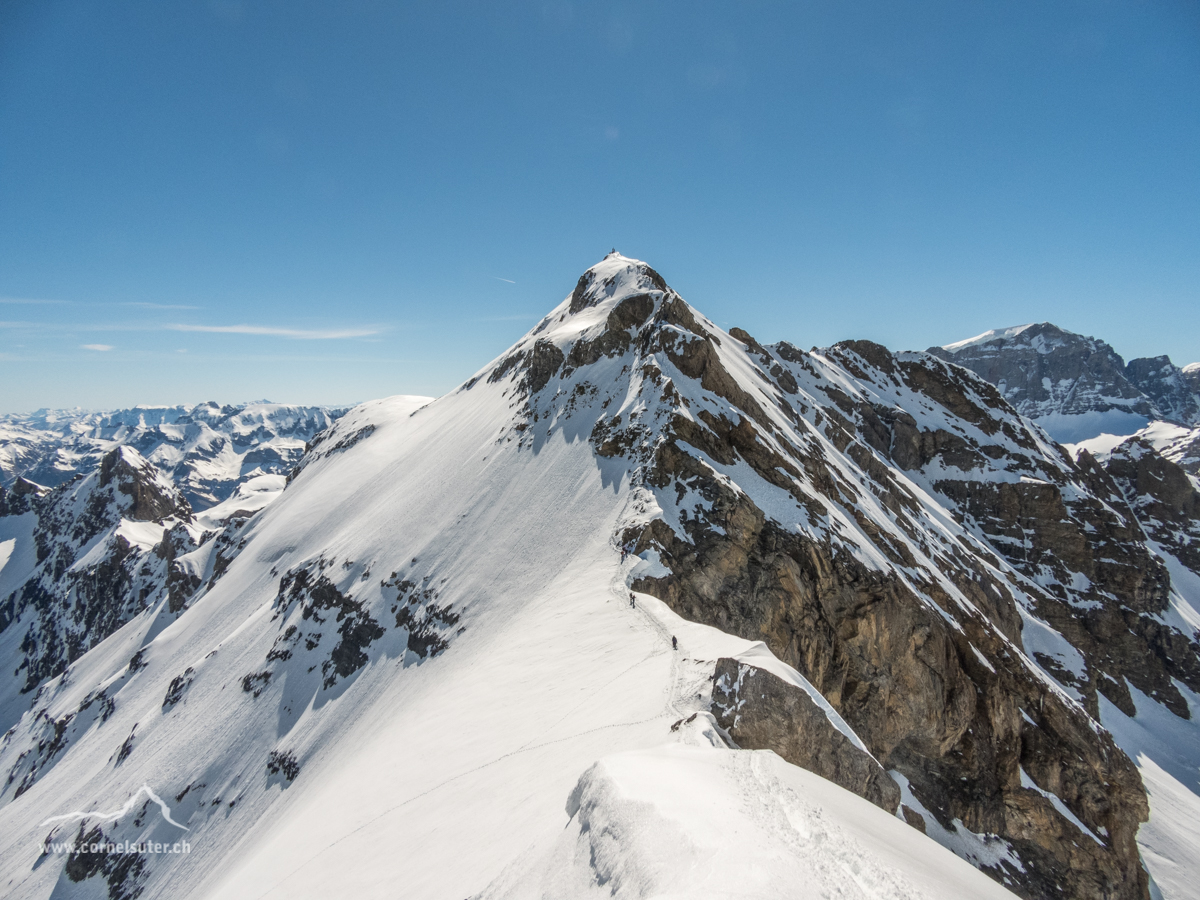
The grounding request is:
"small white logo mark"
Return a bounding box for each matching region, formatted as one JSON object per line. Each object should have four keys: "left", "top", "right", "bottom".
{"left": 40, "top": 784, "right": 189, "bottom": 831}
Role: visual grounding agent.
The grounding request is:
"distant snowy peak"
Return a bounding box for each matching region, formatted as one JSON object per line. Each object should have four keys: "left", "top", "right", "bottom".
{"left": 1183, "top": 362, "right": 1200, "bottom": 395}
{"left": 0, "top": 400, "right": 349, "bottom": 509}
{"left": 931, "top": 322, "right": 1200, "bottom": 439}
{"left": 940, "top": 323, "right": 1039, "bottom": 353}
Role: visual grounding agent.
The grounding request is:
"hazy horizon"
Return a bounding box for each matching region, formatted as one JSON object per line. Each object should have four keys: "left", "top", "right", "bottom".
{"left": 3, "top": 1, "right": 1197, "bottom": 414}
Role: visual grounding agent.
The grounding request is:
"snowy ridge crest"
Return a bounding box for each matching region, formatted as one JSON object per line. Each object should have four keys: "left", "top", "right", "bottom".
{"left": 0, "top": 254, "right": 1196, "bottom": 900}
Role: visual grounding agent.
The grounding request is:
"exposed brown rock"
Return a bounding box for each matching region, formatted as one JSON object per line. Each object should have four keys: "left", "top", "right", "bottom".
{"left": 99, "top": 448, "right": 192, "bottom": 522}
{"left": 712, "top": 657, "right": 902, "bottom": 812}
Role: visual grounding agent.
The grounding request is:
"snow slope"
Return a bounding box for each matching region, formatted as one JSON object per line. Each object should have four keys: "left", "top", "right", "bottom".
{"left": 0, "top": 381, "right": 1002, "bottom": 900}
{"left": 481, "top": 742, "right": 1017, "bottom": 900}
{"left": 1, "top": 254, "right": 1194, "bottom": 900}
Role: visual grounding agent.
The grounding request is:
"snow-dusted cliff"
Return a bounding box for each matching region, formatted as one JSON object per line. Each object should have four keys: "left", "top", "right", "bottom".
{"left": 930, "top": 323, "right": 1199, "bottom": 442}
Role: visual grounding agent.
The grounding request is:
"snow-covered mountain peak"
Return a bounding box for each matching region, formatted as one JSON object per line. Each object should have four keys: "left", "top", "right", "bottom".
{"left": 938, "top": 322, "right": 1082, "bottom": 357}
{"left": 518, "top": 252, "right": 679, "bottom": 350}
{"left": 932, "top": 322, "right": 1200, "bottom": 441}
{"left": 564, "top": 251, "right": 669, "bottom": 313}
{"left": 940, "top": 323, "right": 1038, "bottom": 353}
{"left": 458, "top": 253, "right": 717, "bottom": 416}
{"left": 2, "top": 256, "right": 1198, "bottom": 900}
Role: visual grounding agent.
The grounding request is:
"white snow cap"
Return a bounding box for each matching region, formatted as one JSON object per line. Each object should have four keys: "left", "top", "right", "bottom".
{"left": 941, "top": 324, "right": 1038, "bottom": 353}
{"left": 1184, "top": 362, "right": 1200, "bottom": 374}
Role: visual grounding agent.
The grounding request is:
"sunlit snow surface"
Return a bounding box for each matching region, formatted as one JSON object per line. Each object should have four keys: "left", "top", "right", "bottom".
{"left": 483, "top": 741, "right": 1017, "bottom": 900}
{"left": 0, "top": 375, "right": 1015, "bottom": 900}
{"left": 1100, "top": 681, "right": 1200, "bottom": 900}
{"left": 1, "top": 255, "right": 1195, "bottom": 898}
{"left": 941, "top": 324, "right": 1037, "bottom": 353}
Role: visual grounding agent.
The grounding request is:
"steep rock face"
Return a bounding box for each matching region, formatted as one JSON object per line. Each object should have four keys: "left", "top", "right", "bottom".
{"left": 632, "top": 470, "right": 1149, "bottom": 900}
{"left": 1103, "top": 439, "right": 1200, "bottom": 577}
{"left": 711, "top": 657, "right": 901, "bottom": 812}
{"left": 1125, "top": 356, "right": 1200, "bottom": 427}
{"left": 473, "top": 255, "right": 1161, "bottom": 899}
{"left": 0, "top": 477, "right": 46, "bottom": 517}
{"left": 1184, "top": 362, "right": 1200, "bottom": 394}
{"left": 0, "top": 448, "right": 201, "bottom": 701}
{"left": 98, "top": 446, "right": 192, "bottom": 522}
{"left": 928, "top": 324, "right": 1153, "bottom": 423}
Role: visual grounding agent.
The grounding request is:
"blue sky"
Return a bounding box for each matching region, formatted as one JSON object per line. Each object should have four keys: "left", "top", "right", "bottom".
{"left": 2, "top": 0, "right": 1198, "bottom": 413}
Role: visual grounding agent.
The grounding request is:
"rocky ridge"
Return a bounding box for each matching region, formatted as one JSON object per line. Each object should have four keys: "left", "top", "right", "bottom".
{"left": 480, "top": 255, "right": 1198, "bottom": 898}
{"left": 0, "top": 255, "right": 1195, "bottom": 900}
{"left": 0, "top": 449, "right": 202, "bottom": 709}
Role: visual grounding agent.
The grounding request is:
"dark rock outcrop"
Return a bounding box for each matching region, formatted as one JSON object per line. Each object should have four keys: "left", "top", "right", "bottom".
{"left": 99, "top": 448, "right": 192, "bottom": 522}
{"left": 712, "top": 658, "right": 901, "bottom": 812}
{"left": 1125, "top": 356, "right": 1200, "bottom": 427}
{"left": 1104, "top": 439, "right": 1200, "bottom": 577}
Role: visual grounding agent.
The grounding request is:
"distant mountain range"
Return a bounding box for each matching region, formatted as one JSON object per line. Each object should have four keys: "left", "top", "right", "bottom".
{"left": 929, "top": 322, "right": 1200, "bottom": 448}
{"left": 0, "top": 259, "right": 1197, "bottom": 900}
{"left": 0, "top": 402, "right": 348, "bottom": 509}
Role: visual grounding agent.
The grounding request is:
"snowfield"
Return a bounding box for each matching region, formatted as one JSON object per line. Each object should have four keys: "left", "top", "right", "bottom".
{"left": 482, "top": 742, "right": 1018, "bottom": 900}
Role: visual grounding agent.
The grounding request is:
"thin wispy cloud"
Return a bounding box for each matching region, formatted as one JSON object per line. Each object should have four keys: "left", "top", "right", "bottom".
{"left": 0, "top": 296, "right": 70, "bottom": 305}
{"left": 2, "top": 297, "right": 199, "bottom": 311}
{"left": 477, "top": 314, "right": 536, "bottom": 322}
{"left": 493, "top": 276, "right": 516, "bottom": 284}
{"left": 81, "top": 344, "right": 114, "bottom": 351}
{"left": 0, "top": 320, "right": 164, "bottom": 332}
{"left": 166, "top": 324, "right": 381, "bottom": 339}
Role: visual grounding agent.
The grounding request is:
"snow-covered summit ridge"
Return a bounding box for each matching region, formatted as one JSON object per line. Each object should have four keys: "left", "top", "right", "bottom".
{"left": 941, "top": 323, "right": 1038, "bottom": 353}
